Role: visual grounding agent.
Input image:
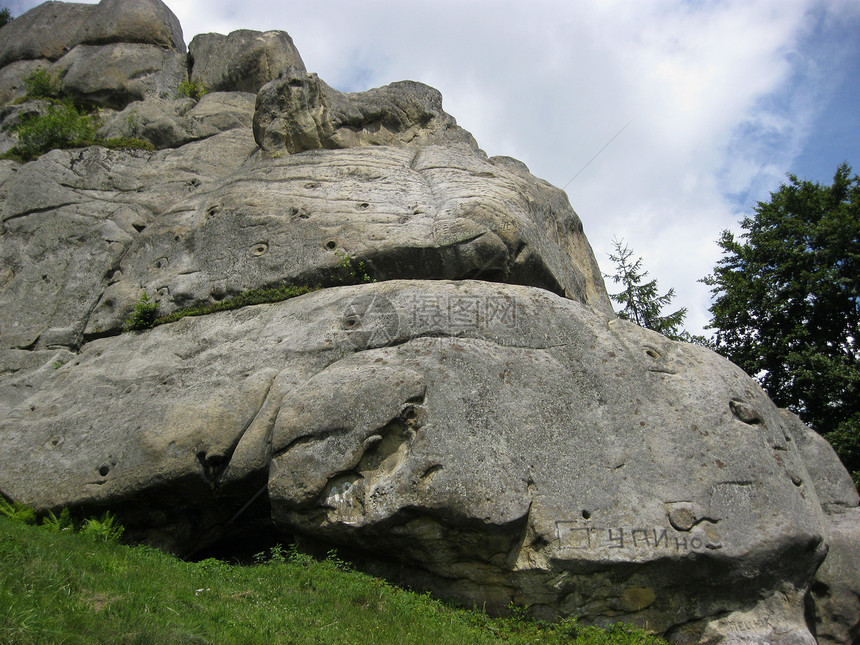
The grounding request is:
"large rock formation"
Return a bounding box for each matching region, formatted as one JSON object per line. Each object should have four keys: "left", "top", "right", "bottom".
{"left": 1, "top": 3, "right": 858, "bottom": 644}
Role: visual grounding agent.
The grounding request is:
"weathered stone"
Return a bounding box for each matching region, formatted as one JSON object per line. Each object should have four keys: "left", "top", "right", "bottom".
{"left": 785, "top": 410, "right": 860, "bottom": 645}
{"left": 0, "top": 59, "right": 50, "bottom": 106}
{"left": 190, "top": 30, "right": 305, "bottom": 93}
{"left": 0, "top": 0, "right": 184, "bottom": 72}
{"left": 50, "top": 43, "right": 188, "bottom": 109}
{"left": 253, "top": 69, "right": 480, "bottom": 154}
{"left": 72, "top": 0, "right": 185, "bottom": 53}
{"left": 0, "top": 1, "right": 95, "bottom": 68}
{"left": 81, "top": 142, "right": 612, "bottom": 335}
{"left": 1, "top": 5, "right": 859, "bottom": 642}
{"left": 0, "top": 280, "right": 852, "bottom": 643}
{"left": 97, "top": 92, "right": 256, "bottom": 148}
{"left": 0, "top": 129, "right": 258, "bottom": 350}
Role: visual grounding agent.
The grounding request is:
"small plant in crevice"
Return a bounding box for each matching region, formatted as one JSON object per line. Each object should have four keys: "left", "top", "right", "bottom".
{"left": 152, "top": 284, "right": 318, "bottom": 327}
{"left": 176, "top": 79, "right": 208, "bottom": 101}
{"left": 334, "top": 247, "right": 375, "bottom": 284}
{"left": 124, "top": 291, "right": 159, "bottom": 331}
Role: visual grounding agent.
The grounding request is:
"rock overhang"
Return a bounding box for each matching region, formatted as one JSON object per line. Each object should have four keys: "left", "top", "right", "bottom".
{"left": 0, "top": 2, "right": 858, "bottom": 643}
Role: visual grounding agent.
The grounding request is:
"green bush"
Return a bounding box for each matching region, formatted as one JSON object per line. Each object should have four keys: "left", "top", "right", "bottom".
{"left": 0, "top": 7, "right": 12, "bottom": 28}
{"left": 177, "top": 79, "right": 208, "bottom": 101}
{"left": 124, "top": 291, "right": 159, "bottom": 330}
{"left": 11, "top": 103, "right": 99, "bottom": 161}
{"left": 23, "top": 68, "right": 62, "bottom": 100}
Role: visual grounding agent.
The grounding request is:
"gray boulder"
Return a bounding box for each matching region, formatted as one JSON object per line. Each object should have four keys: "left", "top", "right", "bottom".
{"left": 253, "top": 69, "right": 480, "bottom": 153}
{"left": 97, "top": 91, "right": 256, "bottom": 148}
{"left": 0, "top": 0, "right": 183, "bottom": 71}
{"left": 71, "top": 0, "right": 185, "bottom": 52}
{"left": 0, "top": 1, "right": 95, "bottom": 68}
{"left": 785, "top": 410, "right": 860, "bottom": 645}
{"left": 189, "top": 30, "right": 305, "bottom": 93}
{"left": 50, "top": 43, "right": 188, "bottom": 109}
{"left": 0, "top": 279, "right": 854, "bottom": 643}
{"left": 1, "top": 6, "right": 859, "bottom": 643}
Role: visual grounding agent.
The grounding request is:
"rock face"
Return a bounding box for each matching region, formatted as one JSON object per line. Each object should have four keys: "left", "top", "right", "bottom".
{"left": 189, "top": 29, "right": 305, "bottom": 93}
{"left": 253, "top": 69, "right": 480, "bottom": 153}
{"left": 1, "top": 3, "right": 859, "bottom": 644}
{"left": 0, "top": 0, "right": 185, "bottom": 109}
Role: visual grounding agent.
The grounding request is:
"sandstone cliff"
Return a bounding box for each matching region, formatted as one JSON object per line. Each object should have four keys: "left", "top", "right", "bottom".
{"left": 1, "top": 2, "right": 858, "bottom": 644}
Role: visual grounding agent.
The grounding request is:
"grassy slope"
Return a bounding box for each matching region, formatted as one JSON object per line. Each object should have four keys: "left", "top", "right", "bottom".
{"left": 0, "top": 517, "right": 666, "bottom": 645}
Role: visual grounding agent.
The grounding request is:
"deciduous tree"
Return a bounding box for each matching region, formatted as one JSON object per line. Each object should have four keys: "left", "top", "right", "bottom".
{"left": 703, "top": 163, "right": 859, "bottom": 484}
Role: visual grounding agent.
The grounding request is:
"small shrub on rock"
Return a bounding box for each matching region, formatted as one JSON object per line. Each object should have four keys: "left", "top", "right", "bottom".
{"left": 12, "top": 103, "right": 99, "bottom": 161}
{"left": 177, "top": 79, "right": 208, "bottom": 101}
{"left": 124, "top": 291, "right": 159, "bottom": 331}
{"left": 23, "top": 68, "right": 63, "bottom": 100}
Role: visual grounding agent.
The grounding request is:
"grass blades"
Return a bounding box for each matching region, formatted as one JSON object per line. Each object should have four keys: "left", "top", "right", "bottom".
{"left": 0, "top": 517, "right": 665, "bottom": 645}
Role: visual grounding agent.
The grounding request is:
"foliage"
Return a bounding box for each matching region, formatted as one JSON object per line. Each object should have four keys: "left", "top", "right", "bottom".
{"left": 80, "top": 512, "right": 124, "bottom": 543}
{"left": 0, "top": 515, "right": 666, "bottom": 644}
{"left": 152, "top": 284, "right": 318, "bottom": 327}
{"left": 0, "top": 7, "right": 11, "bottom": 28}
{"left": 0, "top": 498, "right": 36, "bottom": 525}
{"left": 334, "top": 247, "right": 374, "bottom": 283}
{"left": 23, "top": 68, "right": 62, "bottom": 100}
{"left": 0, "top": 69, "right": 154, "bottom": 162}
{"left": 176, "top": 79, "right": 208, "bottom": 101}
{"left": 703, "top": 163, "right": 859, "bottom": 484}
{"left": 124, "top": 291, "right": 159, "bottom": 331}
{"left": 40, "top": 508, "right": 75, "bottom": 534}
{"left": 605, "top": 237, "right": 692, "bottom": 342}
{"left": 9, "top": 102, "right": 99, "bottom": 161}
{"left": 0, "top": 499, "right": 122, "bottom": 542}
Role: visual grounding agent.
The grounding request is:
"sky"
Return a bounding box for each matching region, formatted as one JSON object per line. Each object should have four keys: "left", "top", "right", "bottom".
{"left": 7, "top": 0, "right": 860, "bottom": 335}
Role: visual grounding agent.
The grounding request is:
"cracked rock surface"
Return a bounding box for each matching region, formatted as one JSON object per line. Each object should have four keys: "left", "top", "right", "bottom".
{"left": 1, "top": 2, "right": 859, "bottom": 644}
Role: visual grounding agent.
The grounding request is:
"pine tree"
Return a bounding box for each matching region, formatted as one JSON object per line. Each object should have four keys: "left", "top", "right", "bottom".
{"left": 605, "top": 237, "right": 689, "bottom": 341}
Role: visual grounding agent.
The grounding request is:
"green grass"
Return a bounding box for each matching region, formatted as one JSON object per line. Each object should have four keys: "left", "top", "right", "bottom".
{"left": 0, "top": 516, "right": 665, "bottom": 645}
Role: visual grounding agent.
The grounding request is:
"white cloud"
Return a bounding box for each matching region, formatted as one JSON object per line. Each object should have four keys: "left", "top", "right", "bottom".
{"left": 7, "top": 0, "right": 857, "bottom": 334}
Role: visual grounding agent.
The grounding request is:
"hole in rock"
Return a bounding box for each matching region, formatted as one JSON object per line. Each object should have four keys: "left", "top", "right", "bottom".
{"left": 581, "top": 510, "right": 591, "bottom": 520}
{"left": 325, "top": 240, "right": 338, "bottom": 250}
{"left": 98, "top": 465, "right": 110, "bottom": 477}
{"left": 644, "top": 347, "right": 661, "bottom": 359}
